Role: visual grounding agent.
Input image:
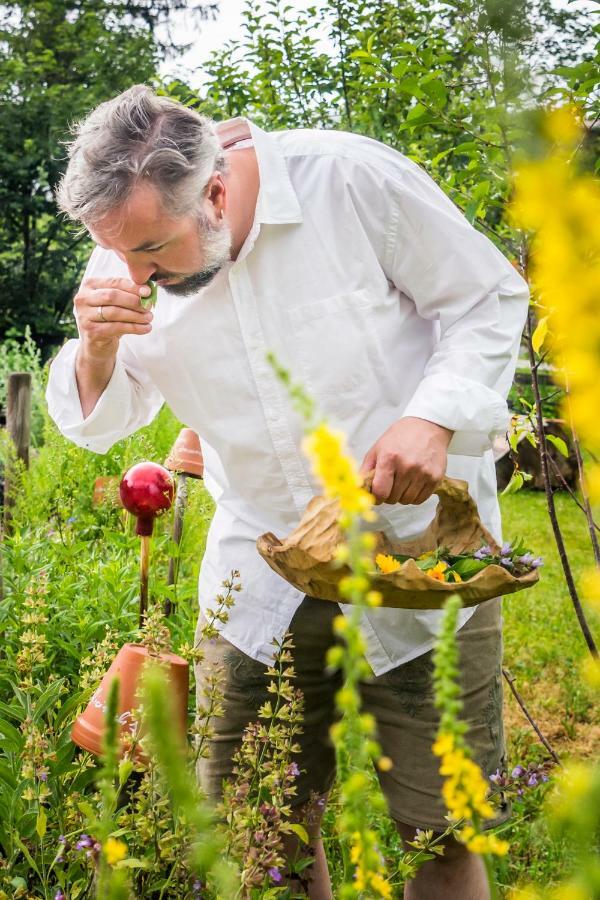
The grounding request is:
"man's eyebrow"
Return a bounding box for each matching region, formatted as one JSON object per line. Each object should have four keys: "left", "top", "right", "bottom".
{"left": 130, "top": 239, "right": 165, "bottom": 252}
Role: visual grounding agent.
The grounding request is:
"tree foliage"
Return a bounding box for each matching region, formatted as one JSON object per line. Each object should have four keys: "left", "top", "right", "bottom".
{"left": 0, "top": 0, "right": 218, "bottom": 351}
{"left": 192, "top": 0, "right": 596, "bottom": 258}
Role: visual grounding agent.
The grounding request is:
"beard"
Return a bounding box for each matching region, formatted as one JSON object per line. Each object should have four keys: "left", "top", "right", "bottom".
{"left": 157, "top": 213, "right": 232, "bottom": 297}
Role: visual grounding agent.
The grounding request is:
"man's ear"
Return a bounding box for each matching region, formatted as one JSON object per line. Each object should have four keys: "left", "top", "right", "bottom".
{"left": 206, "top": 173, "right": 226, "bottom": 221}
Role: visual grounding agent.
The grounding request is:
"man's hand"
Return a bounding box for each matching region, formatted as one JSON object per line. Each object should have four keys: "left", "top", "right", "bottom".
{"left": 74, "top": 277, "right": 153, "bottom": 419}
{"left": 359, "top": 417, "right": 453, "bottom": 505}
{"left": 75, "top": 276, "right": 153, "bottom": 359}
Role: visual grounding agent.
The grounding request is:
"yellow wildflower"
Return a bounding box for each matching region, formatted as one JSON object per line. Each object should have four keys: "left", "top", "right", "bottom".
{"left": 544, "top": 104, "right": 582, "bottom": 146}
{"left": 375, "top": 553, "right": 401, "bottom": 574}
{"left": 433, "top": 734, "right": 506, "bottom": 852}
{"left": 428, "top": 560, "right": 448, "bottom": 581}
{"left": 303, "top": 423, "right": 374, "bottom": 518}
{"left": 104, "top": 837, "right": 127, "bottom": 866}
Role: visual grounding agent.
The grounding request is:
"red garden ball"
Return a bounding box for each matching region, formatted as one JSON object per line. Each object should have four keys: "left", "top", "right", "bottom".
{"left": 119, "top": 462, "right": 175, "bottom": 536}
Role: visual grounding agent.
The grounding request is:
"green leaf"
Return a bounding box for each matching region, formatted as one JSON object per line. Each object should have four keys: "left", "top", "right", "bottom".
{"left": 118, "top": 759, "right": 134, "bottom": 786}
{"left": 288, "top": 823, "right": 310, "bottom": 845}
{"left": 422, "top": 78, "right": 447, "bottom": 107}
{"left": 450, "top": 558, "right": 488, "bottom": 578}
{"left": 532, "top": 316, "right": 548, "bottom": 354}
{"left": 36, "top": 806, "right": 47, "bottom": 839}
{"left": 546, "top": 433, "right": 569, "bottom": 457}
{"left": 77, "top": 799, "right": 97, "bottom": 820}
{"left": 502, "top": 471, "right": 524, "bottom": 495}
{"left": 117, "top": 857, "right": 152, "bottom": 869}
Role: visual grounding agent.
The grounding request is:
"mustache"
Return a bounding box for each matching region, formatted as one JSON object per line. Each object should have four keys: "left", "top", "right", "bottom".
{"left": 157, "top": 265, "right": 224, "bottom": 296}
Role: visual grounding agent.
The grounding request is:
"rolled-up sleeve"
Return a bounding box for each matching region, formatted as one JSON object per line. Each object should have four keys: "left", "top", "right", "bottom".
{"left": 45, "top": 246, "right": 164, "bottom": 454}
{"left": 383, "top": 162, "right": 529, "bottom": 456}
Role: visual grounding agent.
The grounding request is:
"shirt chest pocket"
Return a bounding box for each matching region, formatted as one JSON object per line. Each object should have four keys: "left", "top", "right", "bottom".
{"left": 287, "top": 289, "right": 394, "bottom": 423}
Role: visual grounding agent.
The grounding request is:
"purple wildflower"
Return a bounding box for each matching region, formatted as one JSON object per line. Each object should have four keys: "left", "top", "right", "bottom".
{"left": 75, "top": 834, "right": 93, "bottom": 850}
{"left": 517, "top": 552, "right": 535, "bottom": 565}
{"left": 192, "top": 879, "right": 204, "bottom": 897}
{"left": 474, "top": 545, "right": 493, "bottom": 559}
{"left": 500, "top": 557, "right": 514, "bottom": 568}
{"left": 39, "top": 772, "right": 48, "bottom": 782}
{"left": 287, "top": 762, "right": 300, "bottom": 777}
{"left": 55, "top": 891, "right": 65, "bottom": 900}
{"left": 58, "top": 835, "right": 67, "bottom": 844}
{"left": 527, "top": 773, "right": 539, "bottom": 787}
{"left": 511, "top": 765, "right": 525, "bottom": 778}
{"left": 489, "top": 768, "right": 507, "bottom": 786}
{"left": 501, "top": 541, "right": 513, "bottom": 556}
{"left": 268, "top": 867, "right": 283, "bottom": 883}
{"left": 530, "top": 556, "right": 544, "bottom": 568}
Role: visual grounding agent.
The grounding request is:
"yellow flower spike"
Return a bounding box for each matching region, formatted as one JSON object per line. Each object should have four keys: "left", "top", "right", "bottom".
{"left": 581, "top": 655, "right": 600, "bottom": 691}
{"left": 432, "top": 733, "right": 454, "bottom": 757}
{"left": 551, "top": 884, "right": 590, "bottom": 900}
{"left": 303, "top": 423, "right": 374, "bottom": 518}
{"left": 544, "top": 104, "right": 582, "bottom": 147}
{"left": 360, "top": 532, "right": 377, "bottom": 550}
{"left": 334, "top": 544, "right": 350, "bottom": 564}
{"left": 104, "top": 837, "right": 127, "bottom": 866}
{"left": 333, "top": 614, "right": 348, "bottom": 635}
{"left": 366, "top": 590, "right": 383, "bottom": 607}
{"left": 549, "top": 762, "right": 594, "bottom": 822}
{"left": 508, "top": 888, "right": 543, "bottom": 900}
{"left": 359, "top": 711, "right": 376, "bottom": 731}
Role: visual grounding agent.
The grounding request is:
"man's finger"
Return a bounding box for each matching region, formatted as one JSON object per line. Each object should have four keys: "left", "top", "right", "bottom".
{"left": 370, "top": 460, "right": 396, "bottom": 504}
{"left": 359, "top": 447, "right": 377, "bottom": 479}
{"left": 87, "top": 304, "right": 153, "bottom": 325}
{"left": 87, "top": 321, "right": 153, "bottom": 338}
{"left": 84, "top": 276, "right": 150, "bottom": 297}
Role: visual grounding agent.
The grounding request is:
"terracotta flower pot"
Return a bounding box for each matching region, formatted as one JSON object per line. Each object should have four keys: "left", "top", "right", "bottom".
{"left": 164, "top": 428, "right": 204, "bottom": 479}
{"left": 92, "top": 476, "right": 122, "bottom": 508}
{"left": 71, "top": 643, "right": 189, "bottom": 761}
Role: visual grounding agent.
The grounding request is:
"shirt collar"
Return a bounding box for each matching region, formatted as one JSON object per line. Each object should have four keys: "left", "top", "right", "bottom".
{"left": 215, "top": 116, "right": 303, "bottom": 226}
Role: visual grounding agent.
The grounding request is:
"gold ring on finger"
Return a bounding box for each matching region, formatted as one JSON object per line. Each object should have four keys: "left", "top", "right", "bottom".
{"left": 98, "top": 305, "right": 106, "bottom": 323}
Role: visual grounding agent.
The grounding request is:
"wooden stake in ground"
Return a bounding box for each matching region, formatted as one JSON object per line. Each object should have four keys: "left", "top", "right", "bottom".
{"left": 3, "top": 373, "right": 32, "bottom": 531}
{"left": 163, "top": 428, "right": 204, "bottom": 618}
{"left": 165, "top": 472, "right": 188, "bottom": 617}
{"left": 139, "top": 534, "right": 150, "bottom": 627}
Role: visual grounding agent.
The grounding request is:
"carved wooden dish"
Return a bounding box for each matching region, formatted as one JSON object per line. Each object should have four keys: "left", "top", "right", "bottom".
{"left": 257, "top": 477, "right": 539, "bottom": 609}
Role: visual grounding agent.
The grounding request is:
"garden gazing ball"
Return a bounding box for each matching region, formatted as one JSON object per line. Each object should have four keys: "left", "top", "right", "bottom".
{"left": 119, "top": 462, "right": 175, "bottom": 536}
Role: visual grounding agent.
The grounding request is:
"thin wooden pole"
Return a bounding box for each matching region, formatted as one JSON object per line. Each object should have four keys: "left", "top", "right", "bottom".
{"left": 165, "top": 472, "right": 188, "bottom": 618}
{"left": 139, "top": 535, "right": 150, "bottom": 627}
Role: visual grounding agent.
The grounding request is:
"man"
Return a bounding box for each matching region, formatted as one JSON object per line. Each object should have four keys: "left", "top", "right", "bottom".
{"left": 47, "top": 84, "right": 529, "bottom": 898}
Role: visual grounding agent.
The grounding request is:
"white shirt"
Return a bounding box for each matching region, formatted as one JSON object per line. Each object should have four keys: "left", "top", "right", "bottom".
{"left": 46, "top": 117, "right": 529, "bottom": 675}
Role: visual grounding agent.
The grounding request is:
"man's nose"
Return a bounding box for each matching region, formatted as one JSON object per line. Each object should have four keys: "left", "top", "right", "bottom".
{"left": 117, "top": 253, "right": 155, "bottom": 286}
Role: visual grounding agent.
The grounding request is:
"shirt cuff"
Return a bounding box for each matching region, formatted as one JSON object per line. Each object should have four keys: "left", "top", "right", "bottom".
{"left": 46, "top": 339, "right": 135, "bottom": 454}
{"left": 401, "top": 372, "right": 509, "bottom": 457}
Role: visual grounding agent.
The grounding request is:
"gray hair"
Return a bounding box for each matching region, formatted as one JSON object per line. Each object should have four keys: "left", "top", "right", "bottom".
{"left": 57, "top": 84, "right": 226, "bottom": 227}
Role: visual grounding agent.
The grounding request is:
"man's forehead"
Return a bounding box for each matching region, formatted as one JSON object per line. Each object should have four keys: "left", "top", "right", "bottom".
{"left": 90, "top": 183, "right": 178, "bottom": 250}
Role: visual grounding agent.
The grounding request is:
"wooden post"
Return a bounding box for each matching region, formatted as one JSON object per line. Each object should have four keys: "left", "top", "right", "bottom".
{"left": 164, "top": 472, "right": 188, "bottom": 617}
{"left": 3, "top": 373, "right": 32, "bottom": 530}
{"left": 7, "top": 373, "right": 32, "bottom": 468}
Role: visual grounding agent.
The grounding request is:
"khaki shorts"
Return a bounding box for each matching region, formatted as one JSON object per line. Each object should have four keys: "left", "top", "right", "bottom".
{"left": 194, "top": 595, "right": 511, "bottom": 832}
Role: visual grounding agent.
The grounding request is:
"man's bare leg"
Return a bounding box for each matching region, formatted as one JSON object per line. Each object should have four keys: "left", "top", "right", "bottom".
{"left": 397, "top": 822, "right": 491, "bottom": 900}
{"left": 280, "top": 793, "right": 333, "bottom": 900}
